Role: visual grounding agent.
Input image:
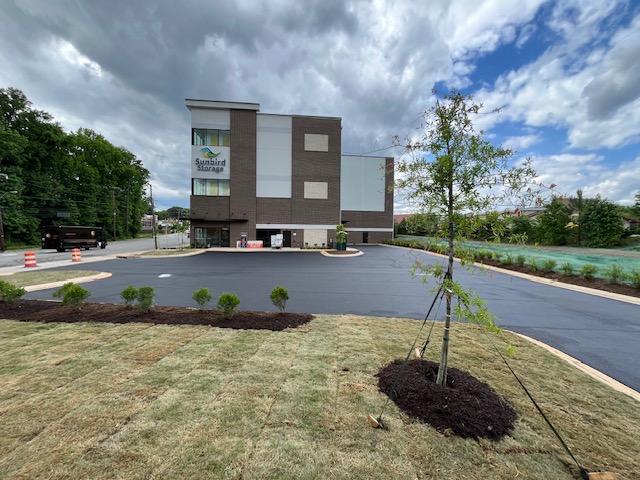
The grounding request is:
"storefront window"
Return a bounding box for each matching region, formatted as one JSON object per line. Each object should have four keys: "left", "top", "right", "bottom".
{"left": 194, "top": 227, "right": 229, "bottom": 247}
{"left": 192, "top": 129, "right": 230, "bottom": 146}
{"left": 193, "top": 179, "right": 230, "bottom": 197}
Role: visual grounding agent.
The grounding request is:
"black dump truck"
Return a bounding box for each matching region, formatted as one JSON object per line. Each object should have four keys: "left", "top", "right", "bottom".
{"left": 41, "top": 226, "right": 107, "bottom": 252}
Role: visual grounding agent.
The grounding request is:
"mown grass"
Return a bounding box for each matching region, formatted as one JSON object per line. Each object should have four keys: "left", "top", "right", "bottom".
{"left": 0, "top": 315, "right": 638, "bottom": 479}
{"left": 0, "top": 270, "right": 101, "bottom": 287}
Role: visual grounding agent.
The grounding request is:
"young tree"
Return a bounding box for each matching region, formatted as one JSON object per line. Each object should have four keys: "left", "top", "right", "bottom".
{"left": 396, "top": 91, "right": 535, "bottom": 386}
{"left": 581, "top": 196, "right": 624, "bottom": 247}
{"left": 536, "top": 197, "right": 571, "bottom": 245}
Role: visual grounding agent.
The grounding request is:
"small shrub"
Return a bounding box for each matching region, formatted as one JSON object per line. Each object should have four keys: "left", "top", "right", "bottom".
{"left": 53, "top": 282, "right": 91, "bottom": 308}
{"left": 560, "top": 262, "right": 574, "bottom": 276}
{"left": 515, "top": 254, "right": 526, "bottom": 265}
{"left": 217, "top": 292, "right": 240, "bottom": 318}
{"left": 120, "top": 285, "right": 138, "bottom": 306}
{"left": 604, "top": 264, "right": 627, "bottom": 284}
{"left": 580, "top": 264, "right": 598, "bottom": 280}
{"left": 503, "top": 254, "right": 514, "bottom": 264}
{"left": 136, "top": 286, "right": 155, "bottom": 312}
{"left": 629, "top": 270, "right": 640, "bottom": 288}
{"left": 270, "top": 286, "right": 289, "bottom": 313}
{"left": 0, "top": 280, "right": 27, "bottom": 304}
{"left": 542, "top": 259, "right": 557, "bottom": 271}
{"left": 192, "top": 287, "right": 213, "bottom": 308}
{"left": 528, "top": 258, "right": 539, "bottom": 271}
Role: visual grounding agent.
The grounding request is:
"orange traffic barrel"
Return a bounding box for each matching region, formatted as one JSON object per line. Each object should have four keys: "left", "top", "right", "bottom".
{"left": 24, "top": 251, "right": 37, "bottom": 267}
{"left": 71, "top": 248, "right": 82, "bottom": 262}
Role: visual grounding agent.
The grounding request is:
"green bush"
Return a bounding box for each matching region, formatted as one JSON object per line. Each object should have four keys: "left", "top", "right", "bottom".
{"left": 0, "top": 280, "right": 27, "bottom": 304}
{"left": 53, "top": 282, "right": 91, "bottom": 307}
{"left": 580, "top": 264, "right": 598, "bottom": 280}
{"left": 528, "top": 258, "right": 539, "bottom": 271}
{"left": 120, "top": 285, "right": 138, "bottom": 306}
{"left": 270, "top": 286, "right": 289, "bottom": 313}
{"left": 560, "top": 262, "right": 574, "bottom": 276}
{"left": 136, "top": 286, "right": 155, "bottom": 312}
{"left": 192, "top": 287, "right": 213, "bottom": 308}
{"left": 629, "top": 270, "right": 640, "bottom": 288}
{"left": 604, "top": 264, "right": 627, "bottom": 284}
{"left": 515, "top": 254, "right": 526, "bottom": 265}
{"left": 503, "top": 254, "right": 514, "bottom": 264}
{"left": 542, "top": 259, "right": 557, "bottom": 271}
{"left": 217, "top": 292, "right": 240, "bottom": 318}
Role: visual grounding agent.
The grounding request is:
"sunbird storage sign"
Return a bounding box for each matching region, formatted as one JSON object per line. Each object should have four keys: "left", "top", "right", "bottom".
{"left": 191, "top": 146, "right": 230, "bottom": 179}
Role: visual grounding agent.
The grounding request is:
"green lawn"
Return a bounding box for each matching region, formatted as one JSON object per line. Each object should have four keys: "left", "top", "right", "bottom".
{"left": 1, "top": 270, "right": 101, "bottom": 287}
{"left": 0, "top": 315, "right": 638, "bottom": 479}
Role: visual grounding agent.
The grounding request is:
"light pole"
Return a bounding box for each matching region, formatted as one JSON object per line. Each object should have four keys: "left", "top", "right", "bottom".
{"left": 0, "top": 190, "right": 18, "bottom": 251}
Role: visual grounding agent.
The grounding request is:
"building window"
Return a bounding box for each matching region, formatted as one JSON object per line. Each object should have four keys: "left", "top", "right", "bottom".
{"left": 193, "top": 179, "right": 230, "bottom": 196}
{"left": 192, "top": 129, "right": 230, "bottom": 146}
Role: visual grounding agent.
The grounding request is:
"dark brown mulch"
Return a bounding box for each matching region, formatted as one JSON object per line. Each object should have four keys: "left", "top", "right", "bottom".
{"left": 377, "top": 359, "right": 516, "bottom": 440}
{"left": 0, "top": 300, "right": 313, "bottom": 331}
{"left": 480, "top": 260, "right": 640, "bottom": 298}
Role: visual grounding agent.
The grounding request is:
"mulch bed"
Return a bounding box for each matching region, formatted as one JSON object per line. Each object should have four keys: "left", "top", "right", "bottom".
{"left": 377, "top": 359, "right": 516, "bottom": 440}
{"left": 0, "top": 300, "right": 314, "bottom": 331}
{"left": 480, "top": 260, "right": 640, "bottom": 298}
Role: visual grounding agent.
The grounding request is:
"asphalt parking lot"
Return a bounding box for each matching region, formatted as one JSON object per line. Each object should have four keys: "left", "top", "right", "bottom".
{"left": 23, "top": 245, "right": 640, "bottom": 392}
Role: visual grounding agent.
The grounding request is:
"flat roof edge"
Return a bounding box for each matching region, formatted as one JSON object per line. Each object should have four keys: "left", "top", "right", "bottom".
{"left": 185, "top": 99, "right": 260, "bottom": 111}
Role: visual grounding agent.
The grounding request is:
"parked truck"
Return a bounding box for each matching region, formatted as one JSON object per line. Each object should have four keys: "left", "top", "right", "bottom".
{"left": 41, "top": 226, "right": 107, "bottom": 252}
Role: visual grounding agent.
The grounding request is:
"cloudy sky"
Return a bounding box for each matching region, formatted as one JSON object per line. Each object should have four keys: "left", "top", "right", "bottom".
{"left": 1, "top": 0, "right": 638, "bottom": 211}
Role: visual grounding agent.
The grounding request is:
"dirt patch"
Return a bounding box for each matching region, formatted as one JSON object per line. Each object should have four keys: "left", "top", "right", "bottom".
{"left": 377, "top": 359, "right": 516, "bottom": 440}
{"left": 0, "top": 300, "right": 313, "bottom": 331}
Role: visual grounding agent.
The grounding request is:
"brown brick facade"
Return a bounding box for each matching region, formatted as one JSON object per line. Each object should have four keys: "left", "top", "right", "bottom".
{"left": 291, "top": 116, "right": 341, "bottom": 225}
{"left": 257, "top": 198, "right": 292, "bottom": 224}
{"left": 229, "top": 109, "right": 257, "bottom": 241}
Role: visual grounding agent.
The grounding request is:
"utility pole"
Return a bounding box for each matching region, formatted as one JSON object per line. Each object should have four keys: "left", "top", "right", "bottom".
{"left": 125, "top": 185, "right": 130, "bottom": 238}
{"left": 112, "top": 188, "right": 117, "bottom": 241}
{"left": 150, "top": 184, "right": 158, "bottom": 250}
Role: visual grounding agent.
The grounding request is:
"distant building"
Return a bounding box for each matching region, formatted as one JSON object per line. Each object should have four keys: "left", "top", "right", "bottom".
{"left": 186, "top": 99, "right": 394, "bottom": 248}
{"left": 623, "top": 216, "right": 639, "bottom": 233}
{"left": 141, "top": 214, "right": 157, "bottom": 232}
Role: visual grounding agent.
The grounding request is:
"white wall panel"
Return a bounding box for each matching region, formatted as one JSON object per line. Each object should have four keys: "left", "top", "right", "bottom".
{"left": 340, "top": 156, "right": 386, "bottom": 211}
{"left": 191, "top": 108, "right": 230, "bottom": 129}
{"left": 257, "top": 114, "right": 292, "bottom": 198}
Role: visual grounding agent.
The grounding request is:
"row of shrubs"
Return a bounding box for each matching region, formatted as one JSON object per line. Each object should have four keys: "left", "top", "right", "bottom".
{"left": 383, "top": 239, "right": 640, "bottom": 288}
{"left": 0, "top": 280, "right": 291, "bottom": 318}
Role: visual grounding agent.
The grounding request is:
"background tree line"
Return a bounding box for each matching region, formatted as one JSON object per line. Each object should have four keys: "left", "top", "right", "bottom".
{"left": 0, "top": 87, "right": 150, "bottom": 247}
{"left": 395, "top": 190, "right": 640, "bottom": 248}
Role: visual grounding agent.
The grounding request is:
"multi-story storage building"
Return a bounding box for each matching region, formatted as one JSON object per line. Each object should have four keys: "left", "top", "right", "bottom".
{"left": 186, "top": 99, "right": 393, "bottom": 248}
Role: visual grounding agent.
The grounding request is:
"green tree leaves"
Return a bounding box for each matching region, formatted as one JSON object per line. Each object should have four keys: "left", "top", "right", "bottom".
{"left": 581, "top": 196, "right": 624, "bottom": 247}
{"left": 0, "top": 87, "right": 149, "bottom": 246}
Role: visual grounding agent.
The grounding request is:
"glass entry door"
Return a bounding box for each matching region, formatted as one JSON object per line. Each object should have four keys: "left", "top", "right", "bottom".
{"left": 195, "top": 227, "right": 230, "bottom": 247}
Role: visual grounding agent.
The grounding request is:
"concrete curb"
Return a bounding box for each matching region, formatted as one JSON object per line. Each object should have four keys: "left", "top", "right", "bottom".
{"left": 379, "top": 243, "right": 640, "bottom": 306}
{"left": 320, "top": 248, "right": 363, "bottom": 257}
{"left": 24, "top": 272, "right": 113, "bottom": 292}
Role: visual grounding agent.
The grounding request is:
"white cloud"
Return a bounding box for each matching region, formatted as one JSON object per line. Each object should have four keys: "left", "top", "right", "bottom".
{"left": 503, "top": 134, "right": 541, "bottom": 150}
{"left": 531, "top": 153, "right": 640, "bottom": 205}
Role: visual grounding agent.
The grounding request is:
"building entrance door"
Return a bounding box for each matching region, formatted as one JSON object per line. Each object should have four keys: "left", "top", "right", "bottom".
{"left": 363, "top": 231, "right": 369, "bottom": 243}
{"left": 195, "top": 227, "right": 230, "bottom": 247}
{"left": 283, "top": 230, "right": 292, "bottom": 247}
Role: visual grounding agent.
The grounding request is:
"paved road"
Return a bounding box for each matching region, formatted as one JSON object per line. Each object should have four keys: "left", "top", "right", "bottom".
{"left": 0, "top": 234, "right": 184, "bottom": 269}
{"left": 16, "top": 245, "right": 640, "bottom": 392}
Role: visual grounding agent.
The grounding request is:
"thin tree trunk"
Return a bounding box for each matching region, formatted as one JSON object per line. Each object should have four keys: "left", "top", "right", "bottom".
{"left": 436, "top": 168, "right": 455, "bottom": 387}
